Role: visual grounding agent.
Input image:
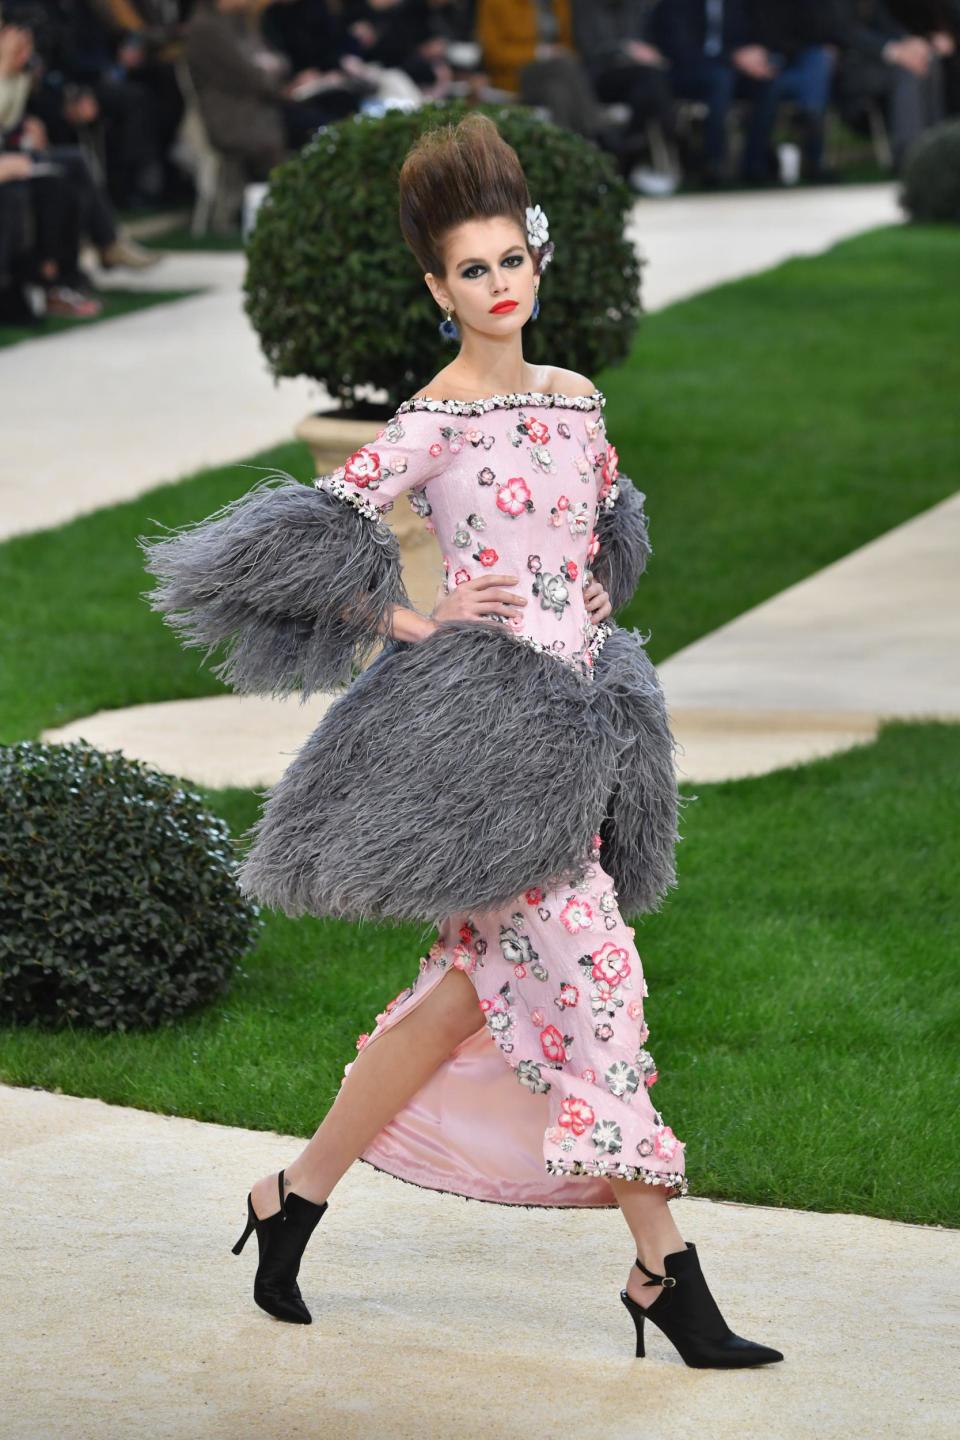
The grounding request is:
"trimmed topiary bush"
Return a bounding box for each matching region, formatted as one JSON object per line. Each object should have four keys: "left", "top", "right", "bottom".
{"left": 243, "top": 99, "right": 642, "bottom": 416}
{"left": 900, "top": 118, "right": 960, "bottom": 223}
{"left": 0, "top": 740, "right": 262, "bottom": 1032}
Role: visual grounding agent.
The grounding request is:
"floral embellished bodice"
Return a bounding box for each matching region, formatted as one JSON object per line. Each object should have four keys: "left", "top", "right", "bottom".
{"left": 316, "top": 390, "right": 621, "bottom": 677}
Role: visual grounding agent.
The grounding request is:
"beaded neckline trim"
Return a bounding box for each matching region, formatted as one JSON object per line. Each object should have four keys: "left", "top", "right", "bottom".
{"left": 396, "top": 389, "right": 605, "bottom": 417}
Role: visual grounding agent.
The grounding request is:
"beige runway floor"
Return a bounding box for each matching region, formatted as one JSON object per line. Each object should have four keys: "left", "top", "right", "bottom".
{"left": 2, "top": 1082, "right": 956, "bottom": 1440}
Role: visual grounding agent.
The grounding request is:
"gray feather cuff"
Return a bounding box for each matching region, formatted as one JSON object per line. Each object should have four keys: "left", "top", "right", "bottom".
{"left": 137, "top": 474, "right": 412, "bottom": 699}
{"left": 593, "top": 474, "right": 652, "bottom": 612}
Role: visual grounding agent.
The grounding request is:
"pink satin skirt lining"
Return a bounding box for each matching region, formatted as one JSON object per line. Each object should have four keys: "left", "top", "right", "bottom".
{"left": 356, "top": 964, "right": 619, "bottom": 1209}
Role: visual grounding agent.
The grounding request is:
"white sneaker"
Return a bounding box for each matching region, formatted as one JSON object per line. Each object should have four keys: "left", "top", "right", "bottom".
{"left": 628, "top": 165, "right": 679, "bottom": 197}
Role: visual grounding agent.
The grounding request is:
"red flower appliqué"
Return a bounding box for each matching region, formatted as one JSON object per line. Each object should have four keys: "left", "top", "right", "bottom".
{"left": 540, "top": 1024, "right": 571, "bottom": 1063}
{"left": 598, "top": 442, "right": 619, "bottom": 503}
{"left": 524, "top": 417, "right": 550, "bottom": 446}
{"left": 343, "top": 447, "right": 381, "bottom": 489}
{"left": 591, "top": 942, "right": 631, "bottom": 988}
{"left": 559, "top": 1096, "right": 595, "bottom": 1136}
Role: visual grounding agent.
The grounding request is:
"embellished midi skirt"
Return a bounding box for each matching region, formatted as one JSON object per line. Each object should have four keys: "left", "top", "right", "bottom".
{"left": 343, "top": 836, "right": 689, "bottom": 1208}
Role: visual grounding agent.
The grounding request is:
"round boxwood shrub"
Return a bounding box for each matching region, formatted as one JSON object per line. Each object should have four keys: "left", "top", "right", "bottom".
{"left": 0, "top": 740, "right": 262, "bottom": 1032}
{"left": 900, "top": 118, "right": 960, "bottom": 223}
{"left": 243, "top": 99, "right": 642, "bottom": 416}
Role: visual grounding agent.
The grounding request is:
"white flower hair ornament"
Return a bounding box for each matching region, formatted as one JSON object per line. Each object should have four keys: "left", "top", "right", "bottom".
{"left": 526, "top": 203, "right": 555, "bottom": 271}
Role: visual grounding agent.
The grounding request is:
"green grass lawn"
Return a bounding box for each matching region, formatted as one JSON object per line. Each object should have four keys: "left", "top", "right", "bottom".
{"left": 0, "top": 286, "right": 202, "bottom": 350}
{"left": 1, "top": 221, "right": 957, "bottom": 1226}
{"left": 612, "top": 224, "right": 959, "bottom": 662}
{"left": 1, "top": 719, "right": 955, "bottom": 1226}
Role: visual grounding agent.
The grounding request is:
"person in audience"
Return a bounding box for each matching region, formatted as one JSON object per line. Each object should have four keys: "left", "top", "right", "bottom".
{"left": 886, "top": 0, "right": 959, "bottom": 113}
{"left": 341, "top": 0, "right": 456, "bottom": 96}
{"left": 0, "top": 13, "right": 162, "bottom": 271}
{"left": 743, "top": 0, "right": 839, "bottom": 182}
{"left": 477, "top": 0, "right": 606, "bottom": 141}
{"left": 571, "top": 0, "right": 680, "bottom": 189}
{"left": 650, "top": 0, "right": 787, "bottom": 185}
{"left": 84, "top": 0, "right": 187, "bottom": 202}
{"left": 826, "top": 0, "right": 949, "bottom": 169}
{"left": 23, "top": 0, "right": 187, "bottom": 208}
{"left": 185, "top": 0, "right": 359, "bottom": 181}
{"left": 261, "top": 0, "right": 361, "bottom": 77}
{"left": 0, "top": 134, "right": 106, "bottom": 316}
{"left": 0, "top": 149, "right": 36, "bottom": 321}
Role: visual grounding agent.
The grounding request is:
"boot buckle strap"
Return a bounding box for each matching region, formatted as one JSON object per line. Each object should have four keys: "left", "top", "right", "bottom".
{"left": 635, "top": 1256, "right": 679, "bottom": 1288}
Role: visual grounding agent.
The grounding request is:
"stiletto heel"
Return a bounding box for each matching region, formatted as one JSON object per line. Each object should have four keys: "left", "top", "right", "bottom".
{"left": 232, "top": 1195, "right": 256, "bottom": 1254}
{"left": 232, "top": 1168, "right": 329, "bottom": 1324}
{"left": 619, "top": 1289, "right": 647, "bottom": 1356}
{"left": 619, "top": 1243, "right": 784, "bottom": 1368}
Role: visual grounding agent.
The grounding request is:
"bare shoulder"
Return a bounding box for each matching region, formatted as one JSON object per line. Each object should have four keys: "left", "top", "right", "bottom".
{"left": 545, "top": 368, "right": 598, "bottom": 398}
{"left": 410, "top": 367, "right": 458, "bottom": 402}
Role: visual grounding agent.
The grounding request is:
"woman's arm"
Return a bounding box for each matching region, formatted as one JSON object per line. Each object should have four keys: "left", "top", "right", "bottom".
{"left": 138, "top": 407, "right": 445, "bottom": 697}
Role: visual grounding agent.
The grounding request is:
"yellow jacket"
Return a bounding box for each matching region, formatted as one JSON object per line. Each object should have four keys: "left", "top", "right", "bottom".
{"left": 477, "top": 0, "right": 574, "bottom": 95}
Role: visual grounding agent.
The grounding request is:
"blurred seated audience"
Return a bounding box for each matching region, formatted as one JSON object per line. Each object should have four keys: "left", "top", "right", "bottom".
{"left": 341, "top": 0, "right": 456, "bottom": 98}
{"left": 477, "top": 0, "right": 605, "bottom": 142}
{"left": 742, "top": 0, "right": 839, "bottom": 182}
{"left": 648, "top": 0, "right": 790, "bottom": 185}
{"left": 825, "top": 0, "right": 950, "bottom": 170}
{"left": 1, "top": 8, "right": 161, "bottom": 323}
{"left": 184, "top": 0, "right": 361, "bottom": 180}
{"left": 61, "top": 0, "right": 188, "bottom": 206}
{"left": 571, "top": 0, "right": 680, "bottom": 188}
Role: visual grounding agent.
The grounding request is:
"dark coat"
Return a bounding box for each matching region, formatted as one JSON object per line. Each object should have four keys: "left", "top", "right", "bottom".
{"left": 184, "top": 6, "right": 286, "bottom": 159}
{"left": 651, "top": 0, "right": 755, "bottom": 67}
{"left": 570, "top": 0, "right": 661, "bottom": 77}
{"left": 745, "top": 0, "right": 908, "bottom": 61}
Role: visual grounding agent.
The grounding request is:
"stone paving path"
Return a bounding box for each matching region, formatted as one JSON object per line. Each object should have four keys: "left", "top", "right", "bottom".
{"left": 2, "top": 1081, "right": 955, "bottom": 1440}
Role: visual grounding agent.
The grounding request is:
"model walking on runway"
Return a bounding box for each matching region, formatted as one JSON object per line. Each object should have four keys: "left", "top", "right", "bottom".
{"left": 140, "top": 111, "right": 783, "bottom": 1368}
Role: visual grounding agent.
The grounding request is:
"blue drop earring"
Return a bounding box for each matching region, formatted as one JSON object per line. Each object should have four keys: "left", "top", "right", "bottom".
{"left": 531, "top": 288, "right": 540, "bottom": 320}
{"left": 439, "top": 306, "right": 459, "bottom": 342}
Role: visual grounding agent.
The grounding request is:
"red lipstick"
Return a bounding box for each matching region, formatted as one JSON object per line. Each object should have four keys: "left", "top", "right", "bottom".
{"left": 489, "top": 300, "right": 518, "bottom": 313}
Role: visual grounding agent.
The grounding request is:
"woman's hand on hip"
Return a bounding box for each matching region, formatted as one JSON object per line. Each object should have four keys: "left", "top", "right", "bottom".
{"left": 583, "top": 577, "right": 613, "bottom": 623}
{"left": 431, "top": 573, "right": 529, "bottom": 626}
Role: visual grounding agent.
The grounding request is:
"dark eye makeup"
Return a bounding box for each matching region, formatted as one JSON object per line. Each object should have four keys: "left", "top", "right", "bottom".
{"left": 461, "top": 253, "right": 525, "bottom": 280}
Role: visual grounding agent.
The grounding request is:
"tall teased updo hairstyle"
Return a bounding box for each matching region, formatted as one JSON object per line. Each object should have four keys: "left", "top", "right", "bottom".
{"left": 399, "top": 113, "right": 543, "bottom": 280}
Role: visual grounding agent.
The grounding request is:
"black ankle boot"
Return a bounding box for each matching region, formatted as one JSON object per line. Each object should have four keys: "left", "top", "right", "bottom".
{"left": 231, "top": 1168, "right": 329, "bottom": 1324}
{"left": 619, "top": 1242, "right": 784, "bottom": 1367}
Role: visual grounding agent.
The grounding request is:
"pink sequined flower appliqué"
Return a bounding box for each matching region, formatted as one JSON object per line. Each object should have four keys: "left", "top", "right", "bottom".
{"left": 497, "top": 476, "right": 532, "bottom": 518}
{"left": 560, "top": 895, "right": 594, "bottom": 933}
{"left": 654, "top": 1125, "right": 683, "bottom": 1160}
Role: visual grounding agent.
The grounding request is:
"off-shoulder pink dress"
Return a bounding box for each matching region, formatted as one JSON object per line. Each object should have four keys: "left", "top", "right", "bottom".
{"left": 317, "top": 389, "right": 688, "bottom": 1209}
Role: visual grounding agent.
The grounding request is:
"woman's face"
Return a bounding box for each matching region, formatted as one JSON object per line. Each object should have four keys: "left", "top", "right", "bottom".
{"left": 427, "top": 215, "right": 536, "bottom": 336}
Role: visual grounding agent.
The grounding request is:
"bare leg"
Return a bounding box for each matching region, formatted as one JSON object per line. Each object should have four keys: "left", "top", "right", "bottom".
{"left": 250, "top": 967, "right": 485, "bottom": 1219}
{"left": 609, "top": 1177, "right": 686, "bottom": 1308}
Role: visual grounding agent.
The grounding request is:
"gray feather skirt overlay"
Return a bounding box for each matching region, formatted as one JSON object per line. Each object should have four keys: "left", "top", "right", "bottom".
{"left": 139, "top": 471, "right": 690, "bottom": 926}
